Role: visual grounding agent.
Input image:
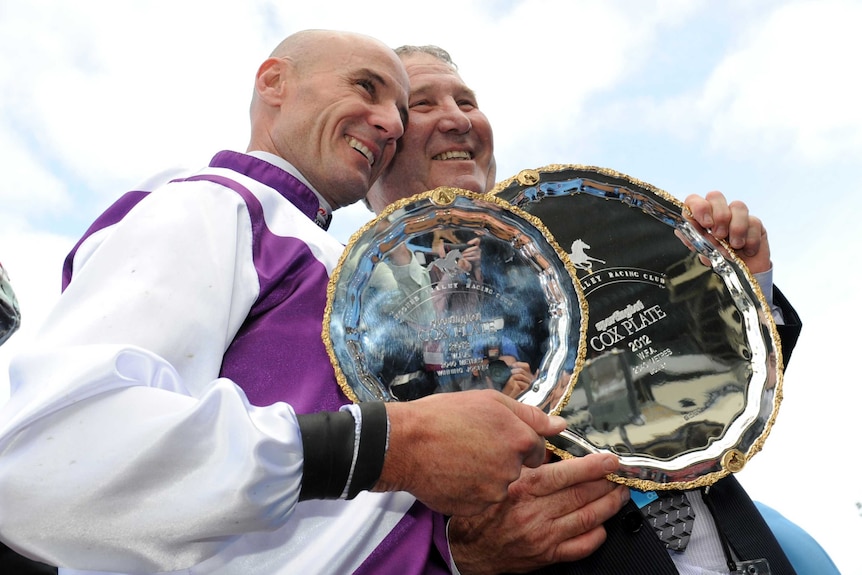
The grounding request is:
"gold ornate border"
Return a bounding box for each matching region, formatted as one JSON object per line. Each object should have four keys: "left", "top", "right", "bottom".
{"left": 322, "top": 186, "right": 590, "bottom": 415}
{"left": 492, "top": 164, "right": 785, "bottom": 490}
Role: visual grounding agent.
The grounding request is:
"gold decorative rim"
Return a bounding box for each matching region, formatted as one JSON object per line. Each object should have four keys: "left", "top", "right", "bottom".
{"left": 493, "top": 164, "right": 784, "bottom": 490}
{"left": 323, "top": 186, "right": 590, "bottom": 416}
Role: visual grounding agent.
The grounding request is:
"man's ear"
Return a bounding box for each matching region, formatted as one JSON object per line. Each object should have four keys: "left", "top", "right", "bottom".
{"left": 255, "top": 57, "right": 290, "bottom": 106}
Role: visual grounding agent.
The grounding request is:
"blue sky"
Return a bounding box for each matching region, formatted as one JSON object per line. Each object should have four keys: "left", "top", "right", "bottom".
{"left": 1, "top": 1, "right": 860, "bottom": 572}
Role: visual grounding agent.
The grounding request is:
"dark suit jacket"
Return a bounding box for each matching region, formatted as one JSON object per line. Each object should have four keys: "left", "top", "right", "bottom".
{"left": 532, "top": 287, "right": 802, "bottom": 575}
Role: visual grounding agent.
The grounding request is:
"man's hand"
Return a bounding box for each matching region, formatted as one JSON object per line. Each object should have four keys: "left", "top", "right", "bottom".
{"left": 499, "top": 359, "right": 534, "bottom": 398}
{"left": 459, "top": 238, "right": 483, "bottom": 281}
{"left": 448, "top": 454, "right": 629, "bottom": 574}
{"left": 374, "top": 389, "right": 566, "bottom": 516}
{"left": 684, "top": 191, "right": 771, "bottom": 273}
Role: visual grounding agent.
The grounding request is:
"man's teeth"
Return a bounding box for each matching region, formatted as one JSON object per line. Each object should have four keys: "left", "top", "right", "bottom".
{"left": 433, "top": 150, "right": 472, "bottom": 161}
{"left": 347, "top": 137, "right": 375, "bottom": 166}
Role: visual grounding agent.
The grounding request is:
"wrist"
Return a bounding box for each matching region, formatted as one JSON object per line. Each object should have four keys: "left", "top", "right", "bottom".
{"left": 372, "top": 402, "right": 423, "bottom": 494}
{"left": 448, "top": 516, "right": 497, "bottom": 575}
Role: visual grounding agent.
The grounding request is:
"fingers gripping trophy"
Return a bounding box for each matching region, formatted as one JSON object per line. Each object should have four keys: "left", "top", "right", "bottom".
{"left": 325, "top": 164, "right": 784, "bottom": 492}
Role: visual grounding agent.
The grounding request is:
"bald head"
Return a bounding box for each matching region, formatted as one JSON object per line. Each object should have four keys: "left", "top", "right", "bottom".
{"left": 248, "top": 30, "right": 409, "bottom": 209}
{"left": 251, "top": 30, "right": 406, "bottom": 118}
{"left": 267, "top": 30, "right": 364, "bottom": 74}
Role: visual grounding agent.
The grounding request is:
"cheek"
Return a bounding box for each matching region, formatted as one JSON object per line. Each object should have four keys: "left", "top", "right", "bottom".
{"left": 472, "top": 116, "right": 494, "bottom": 146}
{"left": 390, "top": 141, "right": 426, "bottom": 176}
{"left": 379, "top": 142, "right": 399, "bottom": 168}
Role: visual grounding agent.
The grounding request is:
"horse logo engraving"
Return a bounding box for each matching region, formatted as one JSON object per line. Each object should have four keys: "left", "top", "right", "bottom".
{"left": 430, "top": 249, "right": 464, "bottom": 276}
{"left": 568, "top": 239, "right": 605, "bottom": 272}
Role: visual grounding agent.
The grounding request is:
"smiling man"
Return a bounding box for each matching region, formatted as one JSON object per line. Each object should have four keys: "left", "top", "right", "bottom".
{"left": 365, "top": 45, "right": 631, "bottom": 574}
{"left": 366, "top": 45, "right": 496, "bottom": 205}
{"left": 365, "top": 44, "right": 814, "bottom": 575}
{"left": 0, "top": 30, "right": 569, "bottom": 575}
{"left": 250, "top": 32, "right": 407, "bottom": 210}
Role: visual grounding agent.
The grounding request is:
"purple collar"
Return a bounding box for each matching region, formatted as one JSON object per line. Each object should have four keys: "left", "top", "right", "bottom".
{"left": 209, "top": 151, "right": 330, "bottom": 230}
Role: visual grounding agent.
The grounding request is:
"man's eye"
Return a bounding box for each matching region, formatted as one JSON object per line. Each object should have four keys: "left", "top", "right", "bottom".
{"left": 357, "top": 79, "right": 376, "bottom": 95}
{"left": 409, "top": 100, "right": 430, "bottom": 109}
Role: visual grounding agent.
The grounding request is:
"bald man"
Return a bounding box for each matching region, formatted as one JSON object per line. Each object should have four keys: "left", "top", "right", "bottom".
{"left": 0, "top": 30, "right": 567, "bottom": 575}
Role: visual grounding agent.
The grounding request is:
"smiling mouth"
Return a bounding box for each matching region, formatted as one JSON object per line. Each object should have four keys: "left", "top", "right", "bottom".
{"left": 346, "top": 136, "right": 375, "bottom": 166}
{"left": 432, "top": 150, "right": 473, "bottom": 161}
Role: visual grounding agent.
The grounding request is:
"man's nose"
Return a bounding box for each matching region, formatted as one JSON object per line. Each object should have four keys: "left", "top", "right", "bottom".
{"left": 372, "top": 102, "right": 406, "bottom": 139}
{"left": 438, "top": 101, "right": 472, "bottom": 134}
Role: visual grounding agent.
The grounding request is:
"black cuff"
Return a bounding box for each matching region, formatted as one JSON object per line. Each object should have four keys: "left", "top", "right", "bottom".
{"left": 347, "top": 402, "right": 389, "bottom": 499}
{"left": 296, "top": 410, "right": 356, "bottom": 500}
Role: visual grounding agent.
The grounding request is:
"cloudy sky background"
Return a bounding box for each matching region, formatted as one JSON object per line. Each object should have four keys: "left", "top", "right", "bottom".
{"left": 1, "top": 1, "right": 860, "bottom": 572}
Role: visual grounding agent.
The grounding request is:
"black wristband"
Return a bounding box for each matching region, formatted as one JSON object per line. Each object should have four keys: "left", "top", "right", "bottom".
{"left": 346, "top": 402, "right": 389, "bottom": 499}
{"left": 296, "top": 410, "right": 356, "bottom": 500}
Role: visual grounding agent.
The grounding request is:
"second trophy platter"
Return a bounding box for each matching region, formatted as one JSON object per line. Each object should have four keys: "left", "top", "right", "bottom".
{"left": 494, "top": 166, "right": 783, "bottom": 490}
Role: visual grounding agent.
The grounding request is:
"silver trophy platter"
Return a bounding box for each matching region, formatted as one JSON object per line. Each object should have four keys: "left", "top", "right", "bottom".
{"left": 493, "top": 165, "right": 783, "bottom": 490}
{"left": 324, "top": 188, "right": 587, "bottom": 415}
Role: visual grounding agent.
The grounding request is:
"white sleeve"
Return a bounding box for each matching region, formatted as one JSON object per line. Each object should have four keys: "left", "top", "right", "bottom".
{"left": 0, "top": 182, "right": 305, "bottom": 572}
{"left": 368, "top": 253, "right": 429, "bottom": 294}
{"left": 753, "top": 267, "right": 784, "bottom": 325}
{"left": 367, "top": 254, "right": 435, "bottom": 325}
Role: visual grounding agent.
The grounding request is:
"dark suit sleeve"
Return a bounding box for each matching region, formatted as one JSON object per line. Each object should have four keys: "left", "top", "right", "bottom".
{"left": 773, "top": 285, "right": 801, "bottom": 368}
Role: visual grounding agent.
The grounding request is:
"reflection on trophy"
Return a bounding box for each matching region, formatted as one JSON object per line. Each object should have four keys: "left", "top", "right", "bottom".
{"left": 325, "top": 188, "right": 586, "bottom": 416}
{"left": 493, "top": 165, "right": 782, "bottom": 490}
{"left": 0, "top": 262, "right": 21, "bottom": 347}
{"left": 362, "top": 227, "right": 548, "bottom": 400}
{"left": 326, "top": 166, "right": 783, "bottom": 491}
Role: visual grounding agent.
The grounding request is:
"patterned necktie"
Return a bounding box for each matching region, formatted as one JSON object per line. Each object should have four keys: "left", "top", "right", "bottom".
{"left": 641, "top": 490, "right": 696, "bottom": 552}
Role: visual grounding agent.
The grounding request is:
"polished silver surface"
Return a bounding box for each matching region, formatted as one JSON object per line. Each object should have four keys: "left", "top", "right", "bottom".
{"left": 325, "top": 188, "right": 586, "bottom": 414}
{"left": 494, "top": 166, "right": 782, "bottom": 490}
{"left": 0, "top": 262, "right": 20, "bottom": 346}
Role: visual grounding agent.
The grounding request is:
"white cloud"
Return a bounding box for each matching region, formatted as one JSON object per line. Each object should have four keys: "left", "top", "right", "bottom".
{"left": 696, "top": 0, "right": 862, "bottom": 162}
{"left": 596, "top": 1, "right": 862, "bottom": 168}
{"left": 0, "top": 127, "right": 72, "bottom": 216}
{"left": 0, "top": 1, "right": 282, "bottom": 210}
{"left": 476, "top": 0, "right": 704, "bottom": 175}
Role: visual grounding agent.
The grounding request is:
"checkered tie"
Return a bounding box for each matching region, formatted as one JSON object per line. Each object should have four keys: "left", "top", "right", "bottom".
{"left": 641, "top": 491, "right": 696, "bottom": 552}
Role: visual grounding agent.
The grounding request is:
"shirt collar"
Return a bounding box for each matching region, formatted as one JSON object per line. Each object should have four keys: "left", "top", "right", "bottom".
{"left": 220, "top": 150, "right": 333, "bottom": 229}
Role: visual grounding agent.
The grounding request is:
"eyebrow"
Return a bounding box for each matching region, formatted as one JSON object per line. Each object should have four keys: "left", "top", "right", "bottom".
{"left": 355, "top": 67, "right": 387, "bottom": 87}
